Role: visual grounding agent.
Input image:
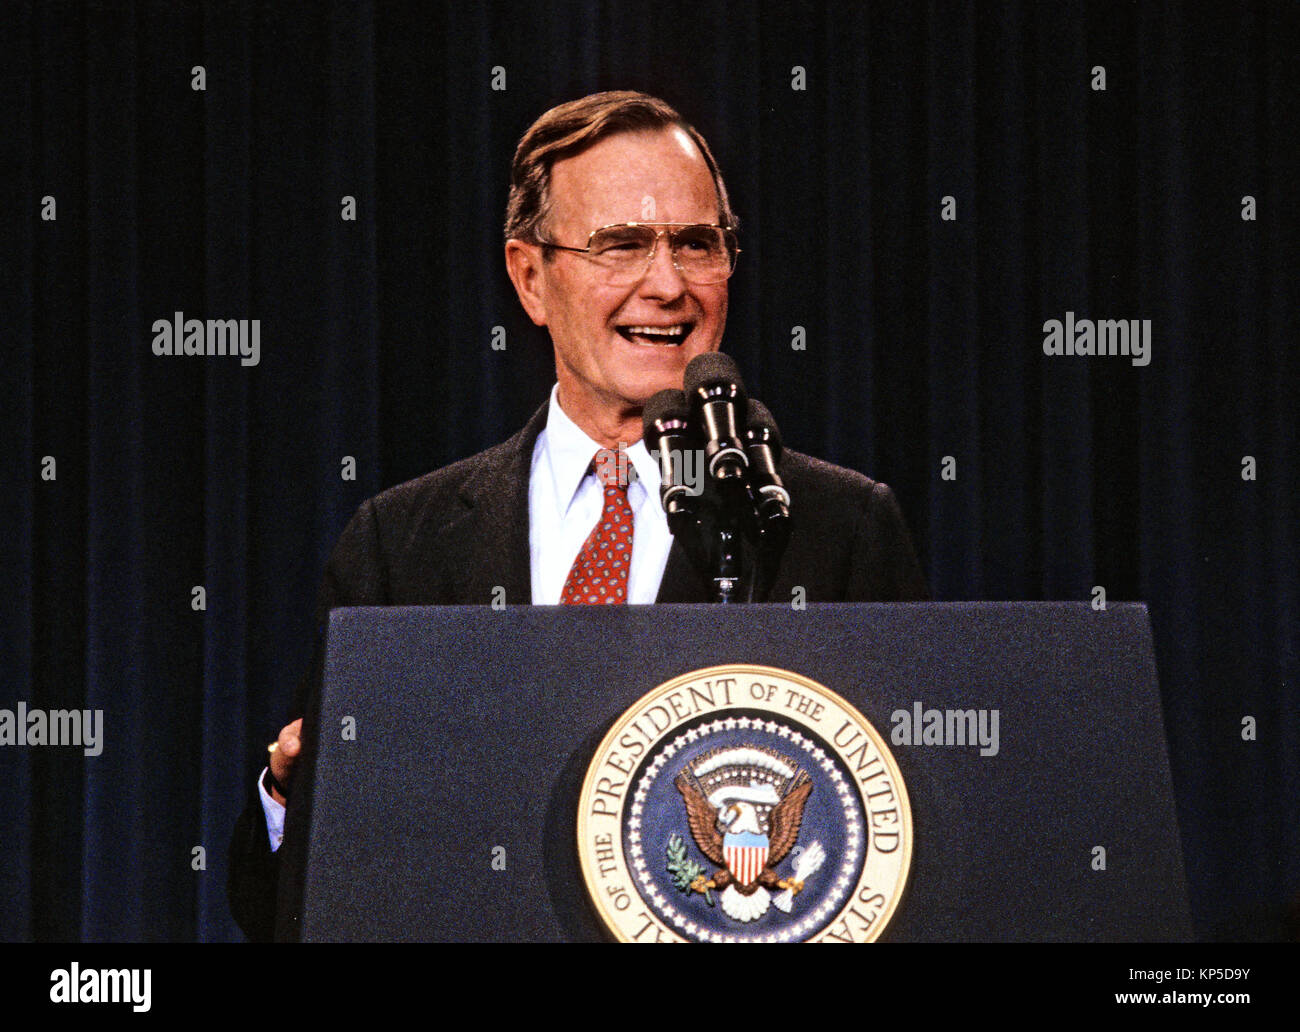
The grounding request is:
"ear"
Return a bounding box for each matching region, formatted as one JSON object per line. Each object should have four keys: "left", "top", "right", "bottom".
{"left": 504, "top": 240, "right": 548, "bottom": 327}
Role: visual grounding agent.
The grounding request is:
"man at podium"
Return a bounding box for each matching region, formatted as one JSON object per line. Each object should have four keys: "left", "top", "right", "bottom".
{"left": 228, "top": 90, "right": 928, "bottom": 941}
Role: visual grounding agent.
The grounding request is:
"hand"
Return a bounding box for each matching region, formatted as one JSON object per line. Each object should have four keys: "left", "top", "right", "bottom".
{"left": 268, "top": 718, "right": 303, "bottom": 806}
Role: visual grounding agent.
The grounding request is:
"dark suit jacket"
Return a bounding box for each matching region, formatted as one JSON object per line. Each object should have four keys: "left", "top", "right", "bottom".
{"left": 227, "top": 402, "right": 928, "bottom": 940}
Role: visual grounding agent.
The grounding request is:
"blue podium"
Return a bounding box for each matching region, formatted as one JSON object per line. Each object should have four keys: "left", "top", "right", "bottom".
{"left": 275, "top": 602, "right": 1192, "bottom": 942}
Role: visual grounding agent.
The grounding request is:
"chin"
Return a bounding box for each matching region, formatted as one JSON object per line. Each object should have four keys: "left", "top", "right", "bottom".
{"left": 618, "top": 369, "right": 688, "bottom": 407}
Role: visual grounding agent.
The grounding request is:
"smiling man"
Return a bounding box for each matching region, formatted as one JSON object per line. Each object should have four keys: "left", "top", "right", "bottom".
{"left": 227, "top": 91, "right": 928, "bottom": 941}
{"left": 503, "top": 100, "right": 731, "bottom": 447}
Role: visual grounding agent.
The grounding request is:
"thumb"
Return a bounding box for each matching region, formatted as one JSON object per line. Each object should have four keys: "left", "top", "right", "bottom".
{"left": 270, "top": 719, "right": 304, "bottom": 782}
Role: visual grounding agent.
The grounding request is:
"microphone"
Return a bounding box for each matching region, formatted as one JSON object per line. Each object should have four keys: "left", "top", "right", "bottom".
{"left": 683, "top": 353, "right": 748, "bottom": 484}
{"left": 642, "top": 389, "right": 697, "bottom": 536}
{"left": 744, "top": 399, "right": 791, "bottom": 546}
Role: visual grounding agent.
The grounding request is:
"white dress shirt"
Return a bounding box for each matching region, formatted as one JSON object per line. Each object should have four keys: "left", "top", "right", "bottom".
{"left": 260, "top": 384, "right": 674, "bottom": 848}
{"left": 529, "top": 384, "right": 673, "bottom": 604}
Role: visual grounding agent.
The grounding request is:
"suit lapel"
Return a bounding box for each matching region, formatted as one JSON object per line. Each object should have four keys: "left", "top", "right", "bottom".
{"left": 442, "top": 403, "right": 548, "bottom": 607}
{"left": 654, "top": 539, "right": 711, "bottom": 603}
{"left": 441, "top": 400, "right": 713, "bottom": 606}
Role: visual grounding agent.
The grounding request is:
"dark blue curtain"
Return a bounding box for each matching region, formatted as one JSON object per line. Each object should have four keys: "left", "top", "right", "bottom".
{"left": 2, "top": 0, "right": 1295, "bottom": 941}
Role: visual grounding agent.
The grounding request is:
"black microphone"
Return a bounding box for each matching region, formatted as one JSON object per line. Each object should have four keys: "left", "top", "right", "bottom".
{"left": 683, "top": 352, "right": 748, "bottom": 484}
{"left": 642, "top": 389, "right": 697, "bottom": 536}
{"left": 744, "top": 399, "right": 791, "bottom": 541}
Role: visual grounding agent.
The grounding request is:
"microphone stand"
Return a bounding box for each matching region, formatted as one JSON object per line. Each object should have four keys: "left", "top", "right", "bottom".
{"left": 665, "top": 475, "right": 748, "bottom": 604}
{"left": 709, "top": 478, "right": 749, "bottom": 604}
{"left": 713, "top": 524, "right": 741, "bottom": 603}
{"left": 665, "top": 442, "right": 788, "bottom": 605}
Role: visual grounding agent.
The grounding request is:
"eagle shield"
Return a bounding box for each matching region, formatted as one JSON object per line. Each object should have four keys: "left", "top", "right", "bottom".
{"left": 723, "top": 832, "right": 769, "bottom": 888}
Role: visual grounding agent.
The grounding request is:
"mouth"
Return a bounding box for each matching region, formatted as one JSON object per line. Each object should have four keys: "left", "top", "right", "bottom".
{"left": 616, "top": 322, "right": 694, "bottom": 347}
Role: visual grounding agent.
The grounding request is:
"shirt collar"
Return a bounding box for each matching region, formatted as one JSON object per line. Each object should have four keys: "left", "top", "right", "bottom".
{"left": 543, "top": 385, "right": 661, "bottom": 515}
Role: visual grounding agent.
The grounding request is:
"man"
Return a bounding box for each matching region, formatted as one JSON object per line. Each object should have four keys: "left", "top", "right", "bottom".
{"left": 227, "top": 91, "right": 927, "bottom": 941}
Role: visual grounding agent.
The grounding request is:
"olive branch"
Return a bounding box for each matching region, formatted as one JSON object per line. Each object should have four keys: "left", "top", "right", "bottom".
{"left": 666, "top": 834, "right": 714, "bottom": 906}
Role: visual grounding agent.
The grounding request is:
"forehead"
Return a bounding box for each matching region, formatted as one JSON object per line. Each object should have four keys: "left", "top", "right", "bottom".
{"left": 548, "top": 127, "right": 720, "bottom": 230}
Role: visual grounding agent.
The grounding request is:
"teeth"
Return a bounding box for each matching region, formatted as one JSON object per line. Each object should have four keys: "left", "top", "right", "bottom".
{"left": 624, "top": 325, "right": 686, "bottom": 337}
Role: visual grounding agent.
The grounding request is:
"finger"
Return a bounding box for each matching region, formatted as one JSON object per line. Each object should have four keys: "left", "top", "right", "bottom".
{"left": 282, "top": 717, "right": 303, "bottom": 754}
{"left": 278, "top": 718, "right": 303, "bottom": 752}
{"left": 270, "top": 720, "right": 303, "bottom": 780}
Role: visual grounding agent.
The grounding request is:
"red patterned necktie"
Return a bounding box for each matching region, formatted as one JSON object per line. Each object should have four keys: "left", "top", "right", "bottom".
{"left": 560, "top": 450, "right": 634, "bottom": 604}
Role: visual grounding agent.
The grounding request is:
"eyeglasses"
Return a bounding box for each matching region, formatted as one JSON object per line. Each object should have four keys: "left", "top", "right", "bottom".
{"left": 537, "top": 222, "right": 740, "bottom": 285}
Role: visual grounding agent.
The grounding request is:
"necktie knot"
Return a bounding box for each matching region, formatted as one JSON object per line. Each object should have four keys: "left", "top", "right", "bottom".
{"left": 592, "top": 447, "right": 630, "bottom": 491}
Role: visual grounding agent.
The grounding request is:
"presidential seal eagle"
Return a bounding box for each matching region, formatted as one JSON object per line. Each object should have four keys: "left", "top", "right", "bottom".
{"left": 673, "top": 746, "right": 817, "bottom": 922}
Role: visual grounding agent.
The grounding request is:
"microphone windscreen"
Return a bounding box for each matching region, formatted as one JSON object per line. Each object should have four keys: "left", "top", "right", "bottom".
{"left": 746, "top": 399, "right": 783, "bottom": 454}
{"left": 642, "top": 389, "right": 690, "bottom": 435}
{"left": 684, "top": 352, "right": 747, "bottom": 397}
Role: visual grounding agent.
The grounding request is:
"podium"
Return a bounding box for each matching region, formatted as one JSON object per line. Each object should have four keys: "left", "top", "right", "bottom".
{"left": 275, "top": 603, "right": 1192, "bottom": 942}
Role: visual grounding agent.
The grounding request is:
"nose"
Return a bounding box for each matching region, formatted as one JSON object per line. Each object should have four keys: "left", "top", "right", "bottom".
{"left": 637, "top": 230, "right": 688, "bottom": 300}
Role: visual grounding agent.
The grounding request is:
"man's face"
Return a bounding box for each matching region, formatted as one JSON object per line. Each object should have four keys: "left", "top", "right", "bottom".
{"left": 508, "top": 127, "right": 729, "bottom": 422}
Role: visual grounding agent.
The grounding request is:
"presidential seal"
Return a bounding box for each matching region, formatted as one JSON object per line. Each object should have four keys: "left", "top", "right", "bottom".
{"left": 577, "top": 665, "right": 912, "bottom": 942}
